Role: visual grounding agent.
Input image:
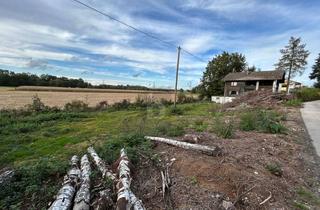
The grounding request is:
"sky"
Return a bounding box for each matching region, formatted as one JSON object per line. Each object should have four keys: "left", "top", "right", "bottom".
{"left": 0, "top": 0, "right": 320, "bottom": 89}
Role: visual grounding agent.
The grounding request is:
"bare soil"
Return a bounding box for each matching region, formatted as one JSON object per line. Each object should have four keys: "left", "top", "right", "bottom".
{"left": 133, "top": 107, "right": 320, "bottom": 209}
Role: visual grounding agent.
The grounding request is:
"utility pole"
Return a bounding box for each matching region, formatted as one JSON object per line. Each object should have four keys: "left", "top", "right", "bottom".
{"left": 174, "top": 46, "right": 181, "bottom": 107}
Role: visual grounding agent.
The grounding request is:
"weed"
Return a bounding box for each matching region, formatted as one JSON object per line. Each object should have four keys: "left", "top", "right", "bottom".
{"left": 64, "top": 100, "right": 89, "bottom": 112}
{"left": 240, "top": 112, "right": 256, "bottom": 131}
{"left": 293, "top": 201, "right": 310, "bottom": 210}
{"left": 190, "top": 176, "right": 198, "bottom": 185}
{"left": 266, "top": 163, "right": 283, "bottom": 176}
{"left": 155, "top": 121, "right": 185, "bottom": 137}
{"left": 284, "top": 99, "right": 303, "bottom": 107}
{"left": 296, "top": 88, "right": 320, "bottom": 102}
{"left": 166, "top": 106, "right": 184, "bottom": 115}
{"left": 26, "top": 95, "right": 48, "bottom": 112}
{"left": 297, "top": 187, "right": 320, "bottom": 205}
{"left": 213, "top": 117, "right": 234, "bottom": 138}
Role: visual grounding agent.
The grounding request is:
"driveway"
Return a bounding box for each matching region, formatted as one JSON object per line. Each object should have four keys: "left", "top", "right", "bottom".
{"left": 301, "top": 100, "right": 320, "bottom": 156}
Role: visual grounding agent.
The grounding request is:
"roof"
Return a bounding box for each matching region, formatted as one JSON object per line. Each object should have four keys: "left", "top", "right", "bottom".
{"left": 223, "top": 70, "right": 285, "bottom": 81}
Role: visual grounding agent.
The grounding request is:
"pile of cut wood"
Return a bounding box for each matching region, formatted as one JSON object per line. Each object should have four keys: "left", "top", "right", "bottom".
{"left": 224, "top": 90, "right": 291, "bottom": 108}
{"left": 48, "top": 147, "right": 145, "bottom": 210}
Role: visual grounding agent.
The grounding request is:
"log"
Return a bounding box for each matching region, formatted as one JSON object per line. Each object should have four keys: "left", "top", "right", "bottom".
{"left": 0, "top": 169, "right": 14, "bottom": 185}
{"left": 49, "top": 155, "right": 81, "bottom": 210}
{"left": 145, "top": 136, "right": 222, "bottom": 156}
{"left": 87, "top": 146, "right": 116, "bottom": 180}
{"left": 116, "top": 148, "right": 145, "bottom": 210}
{"left": 73, "top": 155, "right": 91, "bottom": 210}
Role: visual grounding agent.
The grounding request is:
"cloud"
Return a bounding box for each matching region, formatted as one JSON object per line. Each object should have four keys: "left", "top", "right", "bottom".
{"left": 26, "top": 59, "right": 49, "bottom": 70}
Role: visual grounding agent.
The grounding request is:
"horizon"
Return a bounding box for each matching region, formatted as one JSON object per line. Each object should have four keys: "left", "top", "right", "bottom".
{"left": 0, "top": 0, "right": 320, "bottom": 88}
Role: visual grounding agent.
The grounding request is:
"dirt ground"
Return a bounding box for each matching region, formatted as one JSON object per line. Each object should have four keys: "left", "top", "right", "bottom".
{"left": 133, "top": 107, "right": 320, "bottom": 209}
{"left": 0, "top": 89, "right": 174, "bottom": 109}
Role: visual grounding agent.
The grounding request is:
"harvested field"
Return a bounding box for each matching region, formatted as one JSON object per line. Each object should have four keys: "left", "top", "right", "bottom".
{"left": 0, "top": 86, "right": 175, "bottom": 109}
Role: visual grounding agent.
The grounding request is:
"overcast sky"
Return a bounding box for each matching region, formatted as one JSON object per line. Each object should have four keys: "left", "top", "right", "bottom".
{"left": 0, "top": 0, "right": 319, "bottom": 88}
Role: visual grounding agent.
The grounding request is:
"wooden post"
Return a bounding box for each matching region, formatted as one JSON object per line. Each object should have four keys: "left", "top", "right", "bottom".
{"left": 174, "top": 46, "right": 181, "bottom": 107}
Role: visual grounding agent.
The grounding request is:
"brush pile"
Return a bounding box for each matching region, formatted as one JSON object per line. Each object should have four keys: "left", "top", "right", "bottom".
{"left": 225, "top": 90, "right": 291, "bottom": 108}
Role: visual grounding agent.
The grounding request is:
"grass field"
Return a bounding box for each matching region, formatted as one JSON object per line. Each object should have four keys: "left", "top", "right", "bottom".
{"left": 0, "top": 86, "right": 175, "bottom": 109}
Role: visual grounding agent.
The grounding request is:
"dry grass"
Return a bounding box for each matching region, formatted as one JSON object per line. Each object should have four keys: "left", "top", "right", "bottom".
{"left": 0, "top": 87, "right": 175, "bottom": 109}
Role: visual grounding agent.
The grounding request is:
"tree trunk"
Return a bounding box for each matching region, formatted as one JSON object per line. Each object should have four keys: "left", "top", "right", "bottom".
{"left": 73, "top": 155, "right": 91, "bottom": 210}
{"left": 116, "top": 148, "right": 145, "bottom": 210}
{"left": 49, "top": 156, "right": 81, "bottom": 210}
{"left": 286, "top": 61, "right": 293, "bottom": 95}
{"left": 87, "top": 147, "right": 116, "bottom": 180}
{"left": 145, "top": 136, "right": 222, "bottom": 156}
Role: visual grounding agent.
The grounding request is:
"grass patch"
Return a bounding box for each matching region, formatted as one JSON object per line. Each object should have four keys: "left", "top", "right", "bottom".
{"left": 213, "top": 116, "right": 234, "bottom": 138}
{"left": 296, "top": 88, "right": 320, "bottom": 102}
{"left": 265, "top": 163, "right": 283, "bottom": 176}
{"left": 284, "top": 99, "right": 303, "bottom": 107}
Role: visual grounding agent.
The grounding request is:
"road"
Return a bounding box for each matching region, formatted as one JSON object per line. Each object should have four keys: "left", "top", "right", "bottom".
{"left": 301, "top": 100, "right": 320, "bottom": 156}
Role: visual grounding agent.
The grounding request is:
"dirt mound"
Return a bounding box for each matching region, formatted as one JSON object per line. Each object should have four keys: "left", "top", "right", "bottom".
{"left": 225, "top": 90, "right": 291, "bottom": 108}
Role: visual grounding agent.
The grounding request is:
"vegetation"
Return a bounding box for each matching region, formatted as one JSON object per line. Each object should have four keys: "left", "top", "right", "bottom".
{"left": 197, "top": 52, "right": 248, "bottom": 98}
{"left": 284, "top": 98, "right": 303, "bottom": 107}
{"left": 240, "top": 109, "right": 287, "bottom": 134}
{"left": 274, "top": 37, "right": 310, "bottom": 94}
{"left": 213, "top": 116, "right": 234, "bottom": 138}
{"left": 309, "top": 53, "right": 320, "bottom": 88}
{"left": 296, "top": 88, "right": 320, "bottom": 102}
{"left": 265, "top": 162, "right": 283, "bottom": 176}
{"left": 0, "top": 69, "right": 172, "bottom": 91}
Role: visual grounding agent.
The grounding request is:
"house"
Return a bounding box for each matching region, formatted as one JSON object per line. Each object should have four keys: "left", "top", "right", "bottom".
{"left": 280, "top": 80, "right": 303, "bottom": 92}
{"left": 222, "top": 70, "right": 285, "bottom": 96}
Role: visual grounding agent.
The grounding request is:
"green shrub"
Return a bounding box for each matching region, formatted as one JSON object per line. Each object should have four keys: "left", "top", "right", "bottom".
{"left": 26, "top": 95, "right": 48, "bottom": 112}
{"left": 159, "top": 98, "right": 173, "bottom": 106}
{"left": 0, "top": 158, "right": 68, "bottom": 209}
{"left": 213, "top": 117, "right": 234, "bottom": 138}
{"left": 240, "top": 112, "right": 256, "bottom": 131}
{"left": 284, "top": 98, "right": 303, "bottom": 107}
{"left": 112, "top": 99, "right": 131, "bottom": 110}
{"left": 296, "top": 88, "right": 320, "bottom": 102}
{"left": 177, "top": 92, "right": 198, "bottom": 104}
{"left": 64, "top": 100, "right": 89, "bottom": 112}
{"left": 266, "top": 163, "right": 283, "bottom": 176}
{"left": 95, "top": 100, "right": 109, "bottom": 110}
{"left": 166, "top": 106, "right": 184, "bottom": 115}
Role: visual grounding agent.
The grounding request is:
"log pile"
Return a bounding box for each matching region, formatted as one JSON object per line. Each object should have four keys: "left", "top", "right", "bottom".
{"left": 48, "top": 148, "right": 145, "bottom": 210}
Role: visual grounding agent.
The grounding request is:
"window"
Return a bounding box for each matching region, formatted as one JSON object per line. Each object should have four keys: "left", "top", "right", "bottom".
{"left": 229, "top": 91, "right": 238, "bottom": 96}
{"left": 231, "top": 82, "right": 237, "bottom": 86}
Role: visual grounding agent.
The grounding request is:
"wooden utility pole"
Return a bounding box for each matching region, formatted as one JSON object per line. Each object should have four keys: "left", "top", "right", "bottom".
{"left": 174, "top": 46, "right": 181, "bottom": 107}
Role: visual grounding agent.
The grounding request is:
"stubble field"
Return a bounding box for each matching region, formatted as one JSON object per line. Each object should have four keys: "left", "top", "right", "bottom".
{"left": 0, "top": 86, "right": 175, "bottom": 109}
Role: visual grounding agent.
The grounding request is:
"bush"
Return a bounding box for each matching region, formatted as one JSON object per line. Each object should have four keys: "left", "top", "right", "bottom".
{"left": 213, "top": 117, "right": 234, "bottom": 138}
{"left": 26, "top": 95, "right": 48, "bottom": 112}
{"left": 95, "top": 101, "right": 108, "bottom": 110}
{"left": 133, "top": 95, "right": 156, "bottom": 108}
{"left": 240, "top": 109, "right": 287, "bottom": 134}
{"left": 64, "top": 100, "right": 89, "bottom": 112}
{"left": 160, "top": 98, "right": 173, "bottom": 106}
{"left": 166, "top": 106, "right": 184, "bottom": 115}
{"left": 155, "top": 121, "right": 185, "bottom": 137}
{"left": 0, "top": 158, "right": 68, "bottom": 209}
{"left": 112, "top": 99, "right": 131, "bottom": 110}
{"left": 266, "top": 163, "right": 283, "bottom": 176}
{"left": 177, "top": 92, "right": 198, "bottom": 104}
{"left": 296, "top": 88, "right": 320, "bottom": 102}
{"left": 284, "top": 98, "right": 303, "bottom": 107}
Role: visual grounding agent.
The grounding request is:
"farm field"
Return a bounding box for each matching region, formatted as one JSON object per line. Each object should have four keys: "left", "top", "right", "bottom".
{"left": 0, "top": 86, "right": 175, "bottom": 109}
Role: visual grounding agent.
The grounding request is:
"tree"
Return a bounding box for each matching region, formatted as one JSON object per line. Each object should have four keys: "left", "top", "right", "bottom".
{"left": 275, "top": 37, "right": 309, "bottom": 94}
{"left": 199, "top": 52, "right": 247, "bottom": 98}
{"left": 309, "top": 53, "right": 320, "bottom": 88}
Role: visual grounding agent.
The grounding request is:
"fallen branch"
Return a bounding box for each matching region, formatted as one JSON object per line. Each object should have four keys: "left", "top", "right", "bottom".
{"left": 161, "top": 165, "right": 173, "bottom": 210}
{"left": 49, "top": 156, "right": 80, "bottom": 210}
{"left": 0, "top": 169, "right": 14, "bottom": 185}
{"left": 116, "top": 148, "right": 145, "bottom": 210}
{"left": 73, "top": 155, "right": 91, "bottom": 210}
{"left": 145, "top": 136, "right": 222, "bottom": 156}
{"left": 87, "top": 146, "right": 116, "bottom": 180}
{"left": 259, "top": 191, "right": 272, "bottom": 205}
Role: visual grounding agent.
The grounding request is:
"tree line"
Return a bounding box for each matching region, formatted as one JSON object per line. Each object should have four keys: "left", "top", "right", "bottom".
{"left": 0, "top": 70, "right": 172, "bottom": 91}
{"left": 194, "top": 36, "right": 320, "bottom": 98}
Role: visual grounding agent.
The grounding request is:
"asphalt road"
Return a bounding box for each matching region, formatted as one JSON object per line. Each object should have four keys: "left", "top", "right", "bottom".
{"left": 301, "top": 100, "right": 320, "bottom": 156}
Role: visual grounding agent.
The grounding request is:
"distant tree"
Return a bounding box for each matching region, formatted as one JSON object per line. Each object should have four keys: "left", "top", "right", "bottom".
{"left": 309, "top": 53, "right": 320, "bottom": 88}
{"left": 199, "top": 52, "right": 247, "bottom": 98}
{"left": 275, "top": 37, "right": 310, "bottom": 94}
{"left": 247, "top": 65, "right": 260, "bottom": 72}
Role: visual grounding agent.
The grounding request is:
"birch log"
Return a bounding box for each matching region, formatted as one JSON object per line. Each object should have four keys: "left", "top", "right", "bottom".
{"left": 116, "top": 148, "right": 145, "bottom": 210}
{"left": 87, "top": 147, "right": 116, "bottom": 180}
{"left": 145, "top": 136, "right": 222, "bottom": 156}
{"left": 49, "top": 155, "right": 80, "bottom": 210}
{"left": 73, "top": 155, "right": 91, "bottom": 210}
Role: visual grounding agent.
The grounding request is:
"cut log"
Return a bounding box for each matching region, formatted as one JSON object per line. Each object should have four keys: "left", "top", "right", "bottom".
{"left": 145, "top": 136, "right": 222, "bottom": 156}
{"left": 73, "top": 155, "right": 91, "bottom": 210}
{"left": 116, "top": 148, "right": 145, "bottom": 210}
{"left": 87, "top": 146, "right": 116, "bottom": 180}
{"left": 49, "top": 155, "right": 81, "bottom": 210}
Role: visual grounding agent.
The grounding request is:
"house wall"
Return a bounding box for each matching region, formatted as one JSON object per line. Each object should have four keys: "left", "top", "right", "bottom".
{"left": 224, "top": 80, "right": 276, "bottom": 96}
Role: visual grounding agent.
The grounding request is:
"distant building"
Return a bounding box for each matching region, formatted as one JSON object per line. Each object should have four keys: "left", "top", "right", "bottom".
{"left": 222, "top": 70, "right": 285, "bottom": 96}
{"left": 280, "top": 80, "right": 303, "bottom": 92}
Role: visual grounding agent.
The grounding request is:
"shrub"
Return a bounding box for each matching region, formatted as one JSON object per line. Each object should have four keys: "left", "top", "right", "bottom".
{"left": 112, "top": 99, "right": 131, "bottom": 110}
{"left": 266, "top": 163, "right": 283, "bottom": 176}
{"left": 213, "top": 117, "right": 234, "bottom": 138}
{"left": 95, "top": 101, "right": 108, "bottom": 110}
{"left": 155, "top": 121, "right": 185, "bottom": 137}
{"left": 166, "top": 106, "right": 184, "bottom": 115}
{"left": 64, "top": 100, "right": 89, "bottom": 112}
{"left": 284, "top": 99, "right": 303, "bottom": 107}
{"left": 26, "top": 95, "right": 48, "bottom": 112}
{"left": 160, "top": 98, "right": 173, "bottom": 106}
{"left": 133, "top": 95, "right": 156, "bottom": 108}
{"left": 240, "top": 112, "right": 256, "bottom": 131}
{"left": 296, "top": 88, "right": 320, "bottom": 102}
{"left": 177, "top": 92, "right": 198, "bottom": 104}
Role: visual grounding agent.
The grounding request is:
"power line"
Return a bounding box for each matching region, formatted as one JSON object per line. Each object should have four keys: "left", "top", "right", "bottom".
{"left": 70, "top": 0, "right": 207, "bottom": 63}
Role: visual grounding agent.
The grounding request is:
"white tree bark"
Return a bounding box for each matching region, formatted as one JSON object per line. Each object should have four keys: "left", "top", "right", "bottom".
{"left": 87, "top": 146, "right": 116, "bottom": 180}
{"left": 145, "top": 136, "right": 222, "bottom": 156}
{"left": 116, "top": 148, "right": 145, "bottom": 210}
{"left": 0, "top": 169, "right": 14, "bottom": 185}
{"left": 49, "top": 156, "right": 81, "bottom": 210}
{"left": 73, "top": 155, "right": 91, "bottom": 210}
